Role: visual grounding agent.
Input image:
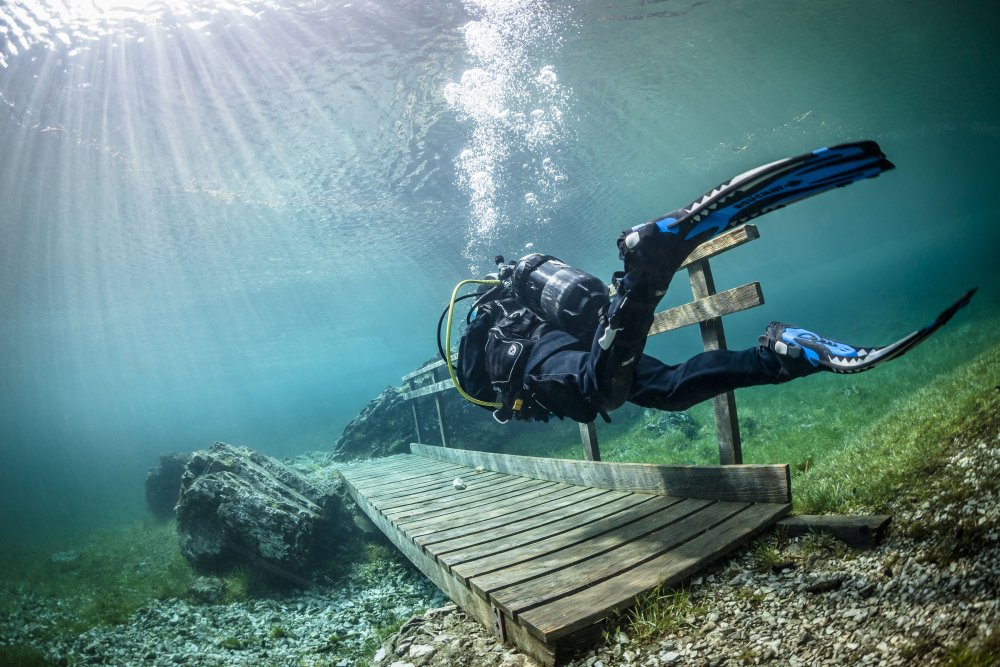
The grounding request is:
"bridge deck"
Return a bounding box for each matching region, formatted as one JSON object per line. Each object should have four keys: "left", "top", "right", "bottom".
{"left": 339, "top": 446, "right": 790, "bottom": 665}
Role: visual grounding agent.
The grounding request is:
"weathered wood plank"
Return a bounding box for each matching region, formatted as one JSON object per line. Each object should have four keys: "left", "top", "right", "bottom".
{"left": 361, "top": 471, "right": 497, "bottom": 501}
{"left": 678, "top": 224, "right": 760, "bottom": 269}
{"left": 647, "top": 282, "right": 763, "bottom": 337}
{"left": 401, "top": 378, "right": 455, "bottom": 400}
{"left": 410, "top": 444, "right": 791, "bottom": 504}
{"left": 340, "top": 469, "right": 560, "bottom": 666}
{"left": 381, "top": 477, "right": 550, "bottom": 517}
{"left": 490, "top": 501, "right": 750, "bottom": 618}
{"left": 386, "top": 480, "right": 557, "bottom": 524}
{"left": 776, "top": 515, "right": 892, "bottom": 549}
{"left": 466, "top": 498, "right": 717, "bottom": 597}
{"left": 437, "top": 494, "right": 664, "bottom": 572}
{"left": 346, "top": 459, "right": 468, "bottom": 486}
{"left": 389, "top": 484, "right": 566, "bottom": 531}
{"left": 579, "top": 422, "right": 600, "bottom": 461}
{"left": 364, "top": 470, "right": 508, "bottom": 504}
{"left": 348, "top": 462, "right": 471, "bottom": 491}
{"left": 339, "top": 455, "right": 435, "bottom": 479}
{"left": 687, "top": 258, "right": 744, "bottom": 466}
{"left": 431, "top": 491, "right": 641, "bottom": 559}
{"left": 518, "top": 502, "right": 789, "bottom": 642}
{"left": 339, "top": 455, "right": 455, "bottom": 482}
{"left": 412, "top": 487, "right": 611, "bottom": 543}
{"left": 401, "top": 356, "right": 454, "bottom": 383}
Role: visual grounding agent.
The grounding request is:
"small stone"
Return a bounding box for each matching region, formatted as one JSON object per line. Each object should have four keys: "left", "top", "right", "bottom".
{"left": 373, "top": 647, "right": 387, "bottom": 663}
{"left": 408, "top": 644, "right": 435, "bottom": 659}
{"left": 662, "top": 651, "right": 681, "bottom": 663}
{"left": 188, "top": 577, "right": 225, "bottom": 604}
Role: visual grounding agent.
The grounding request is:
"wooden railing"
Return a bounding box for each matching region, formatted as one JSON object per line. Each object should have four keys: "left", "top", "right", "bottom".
{"left": 400, "top": 223, "right": 764, "bottom": 465}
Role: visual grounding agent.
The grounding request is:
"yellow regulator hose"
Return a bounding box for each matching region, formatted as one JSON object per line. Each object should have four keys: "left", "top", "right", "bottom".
{"left": 445, "top": 279, "right": 502, "bottom": 409}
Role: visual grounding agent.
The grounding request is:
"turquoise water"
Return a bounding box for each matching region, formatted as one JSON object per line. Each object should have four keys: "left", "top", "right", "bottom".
{"left": 1, "top": 0, "right": 998, "bottom": 541}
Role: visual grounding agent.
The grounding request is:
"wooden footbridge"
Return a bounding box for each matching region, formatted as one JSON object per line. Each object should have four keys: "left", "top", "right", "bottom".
{"left": 339, "top": 225, "right": 795, "bottom": 664}
{"left": 340, "top": 445, "right": 790, "bottom": 665}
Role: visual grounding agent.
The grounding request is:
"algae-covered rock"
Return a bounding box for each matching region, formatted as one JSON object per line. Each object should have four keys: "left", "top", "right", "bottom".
{"left": 176, "top": 442, "right": 360, "bottom": 580}
{"left": 329, "top": 387, "right": 418, "bottom": 461}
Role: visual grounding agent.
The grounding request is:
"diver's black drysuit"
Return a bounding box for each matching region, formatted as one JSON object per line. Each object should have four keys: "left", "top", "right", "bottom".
{"left": 457, "top": 286, "right": 812, "bottom": 425}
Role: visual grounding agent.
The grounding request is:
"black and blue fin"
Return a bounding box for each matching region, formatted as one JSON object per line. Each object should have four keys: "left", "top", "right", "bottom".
{"left": 761, "top": 289, "right": 977, "bottom": 374}
{"left": 621, "top": 140, "right": 895, "bottom": 256}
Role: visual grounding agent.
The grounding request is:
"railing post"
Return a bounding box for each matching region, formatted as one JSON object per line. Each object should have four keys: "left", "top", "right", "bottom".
{"left": 432, "top": 367, "right": 451, "bottom": 448}
{"left": 579, "top": 421, "right": 601, "bottom": 461}
{"left": 687, "top": 258, "right": 743, "bottom": 465}
{"left": 405, "top": 379, "right": 423, "bottom": 444}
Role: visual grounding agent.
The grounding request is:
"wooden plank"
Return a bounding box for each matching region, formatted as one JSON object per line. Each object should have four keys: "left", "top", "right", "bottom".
{"left": 364, "top": 472, "right": 510, "bottom": 505}
{"left": 339, "top": 455, "right": 453, "bottom": 482}
{"left": 518, "top": 502, "right": 790, "bottom": 641}
{"left": 678, "top": 224, "right": 759, "bottom": 269}
{"left": 438, "top": 494, "right": 667, "bottom": 572}
{"left": 380, "top": 476, "right": 547, "bottom": 515}
{"left": 410, "top": 444, "right": 791, "bottom": 504}
{"left": 413, "top": 487, "right": 611, "bottom": 543}
{"left": 402, "top": 378, "right": 455, "bottom": 400}
{"left": 687, "top": 258, "right": 743, "bottom": 465}
{"left": 432, "top": 491, "right": 641, "bottom": 559}
{"left": 346, "top": 464, "right": 470, "bottom": 493}
{"left": 388, "top": 480, "right": 557, "bottom": 524}
{"left": 401, "top": 356, "right": 454, "bottom": 383}
{"left": 344, "top": 458, "right": 464, "bottom": 484}
{"left": 469, "top": 498, "right": 721, "bottom": 601}
{"left": 434, "top": 393, "right": 451, "bottom": 448}
{"left": 647, "top": 282, "right": 763, "bottom": 337}
{"left": 340, "top": 471, "right": 560, "bottom": 666}
{"left": 776, "top": 514, "right": 892, "bottom": 549}
{"left": 579, "top": 421, "right": 600, "bottom": 461}
{"left": 489, "top": 501, "right": 750, "bottom": 618}
{"left": 338, "top": 454, "right": 424, "bottom": 478}
{"left": 411, "top": 400, "right": 423, "bottom": 444}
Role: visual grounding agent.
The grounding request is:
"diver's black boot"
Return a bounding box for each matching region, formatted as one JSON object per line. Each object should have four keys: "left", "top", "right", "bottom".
{"left": 615, "top": 226, "right": 694, "bottom": 300}
{"left": 589, "top": 275, "right": 661, "bottom": 411}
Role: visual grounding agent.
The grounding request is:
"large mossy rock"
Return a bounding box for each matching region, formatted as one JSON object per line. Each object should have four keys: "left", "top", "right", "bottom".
{"left": 176, "top": 442, "right": 360, "bottom": 581}
{"left": 329, "top": 387, "right": 418, "bottom": 461}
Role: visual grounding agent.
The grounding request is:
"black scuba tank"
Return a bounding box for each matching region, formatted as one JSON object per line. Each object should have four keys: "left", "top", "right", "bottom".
{"left": 510, "top": 253, "right": 610, "bottom": 339}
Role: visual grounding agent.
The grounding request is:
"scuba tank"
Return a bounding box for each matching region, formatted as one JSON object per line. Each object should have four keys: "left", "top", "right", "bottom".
{"left": 510, "top": 253, "right": 609, "bottom": 340}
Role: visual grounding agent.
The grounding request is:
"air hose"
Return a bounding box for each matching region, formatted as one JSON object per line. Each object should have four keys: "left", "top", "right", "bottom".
{"left": 443, "top": 278, "right": 502, "bottom": 409}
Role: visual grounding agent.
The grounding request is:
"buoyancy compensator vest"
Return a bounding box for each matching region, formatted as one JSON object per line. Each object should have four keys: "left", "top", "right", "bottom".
{"left": 458, "top": 297, "right": 554, "bottom": 423}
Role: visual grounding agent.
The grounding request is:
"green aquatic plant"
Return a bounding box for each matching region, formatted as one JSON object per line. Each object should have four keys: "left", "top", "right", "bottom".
{"left": 0, "top": 644, "right": 49, "bottom": 667}
{"left": 606, "top": 582, "right": 704, "bottom": 644}
{"left": 219, "top": 636, "right": 247, "bottom": 650}
{"left": 944, "top": 625, "right": 1000, "bottom": 666}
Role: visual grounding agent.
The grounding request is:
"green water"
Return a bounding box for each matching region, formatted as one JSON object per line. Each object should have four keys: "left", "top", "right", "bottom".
{"left": 1, "top": 0, "right": 998, "bottom": 546}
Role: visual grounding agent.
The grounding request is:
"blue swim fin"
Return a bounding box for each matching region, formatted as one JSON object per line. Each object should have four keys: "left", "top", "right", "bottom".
{"left": 760, "top": 289, "right": 977, "bottom": 375}
{"left": 618, "top": 141, "right": 895, "bottom": 279}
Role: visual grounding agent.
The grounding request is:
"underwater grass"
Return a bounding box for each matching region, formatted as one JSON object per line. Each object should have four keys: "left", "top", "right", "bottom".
{"left": 606, "top": 582, "right": 704, "bottom": 644}
{"left": 0, "top": 519, "right": 197, "bottom": 638}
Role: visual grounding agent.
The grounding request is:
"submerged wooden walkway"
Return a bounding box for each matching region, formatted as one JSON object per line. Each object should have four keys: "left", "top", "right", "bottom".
{"left": 339, "top": 443, "right": 791, "bottom": 665}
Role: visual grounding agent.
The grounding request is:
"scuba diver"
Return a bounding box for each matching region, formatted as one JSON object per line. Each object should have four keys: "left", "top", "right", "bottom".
{"left": 442, "top": 141, "right": 976, "bottom": 424}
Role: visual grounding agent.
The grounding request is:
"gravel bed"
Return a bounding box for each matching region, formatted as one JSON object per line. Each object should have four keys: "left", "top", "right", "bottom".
{"left": 1, "top": 555, "right": 447, "bottom": 666}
